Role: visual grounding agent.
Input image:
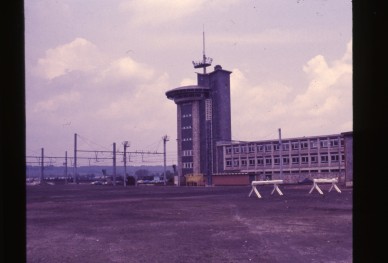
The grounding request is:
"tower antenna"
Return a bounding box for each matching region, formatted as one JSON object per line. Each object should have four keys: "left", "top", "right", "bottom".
{"left": 203, "top": 25, "right": 206, "bottom": 57}
{"left": 192, "top": 25, "right": 213, "bottom": 74}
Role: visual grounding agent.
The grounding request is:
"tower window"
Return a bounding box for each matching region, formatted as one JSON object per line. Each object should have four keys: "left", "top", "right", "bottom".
{"left": 205, "top": 99, "right": 212, "bottom": 121}
{"left": 183, "top": 150, "right": 193, "bottom": 156}
{"left": 183, "top": 162, "right": 193, "bottom": 168}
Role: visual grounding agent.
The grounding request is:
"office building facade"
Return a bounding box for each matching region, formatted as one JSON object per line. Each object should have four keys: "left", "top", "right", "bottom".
{"left": 213, "top": 132, "right": 353, "bottom": 185}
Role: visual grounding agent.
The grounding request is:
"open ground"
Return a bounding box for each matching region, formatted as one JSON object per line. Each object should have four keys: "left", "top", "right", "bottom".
{"left": 27, "top": 184, "right": 352, "bottom": 263}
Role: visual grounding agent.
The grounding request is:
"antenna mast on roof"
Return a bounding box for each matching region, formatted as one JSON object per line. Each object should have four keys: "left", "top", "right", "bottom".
{"left": 192, "top": 25, "right": 213, "bottom": 74}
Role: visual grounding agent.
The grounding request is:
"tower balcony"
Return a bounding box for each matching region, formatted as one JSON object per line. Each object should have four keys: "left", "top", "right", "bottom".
{"left": 166, "top": 85, "right": 210, "bottom": 104}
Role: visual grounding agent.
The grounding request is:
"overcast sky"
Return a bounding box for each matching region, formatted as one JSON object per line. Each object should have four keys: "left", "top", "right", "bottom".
{"left": 25, "top": 0, "right": 352, "bottom": 167}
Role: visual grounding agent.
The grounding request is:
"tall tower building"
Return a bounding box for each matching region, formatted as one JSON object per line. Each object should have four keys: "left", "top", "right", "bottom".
{"left": 165, "top": 32, "right": 232, "bottom": 185}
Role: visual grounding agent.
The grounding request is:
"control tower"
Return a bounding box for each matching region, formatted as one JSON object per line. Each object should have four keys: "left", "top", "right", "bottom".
{"left": 165, "top": 31, "right": 232, "bottom": 185}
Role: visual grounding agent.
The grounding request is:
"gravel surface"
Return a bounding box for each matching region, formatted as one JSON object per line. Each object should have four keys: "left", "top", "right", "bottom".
{"left": 27, "top": 184, "right": 352, "bottom": 263}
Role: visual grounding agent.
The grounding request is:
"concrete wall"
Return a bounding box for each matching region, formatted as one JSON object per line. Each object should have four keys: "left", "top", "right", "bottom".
{"left": 210, "top": 175, "right": 250, "bottom": 186}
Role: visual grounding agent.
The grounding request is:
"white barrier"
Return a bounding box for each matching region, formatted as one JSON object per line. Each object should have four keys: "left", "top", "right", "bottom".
{"left": 309, "top": 178, "right": 341, "bottom": 195}
{"left": 248, "top": 180, "right": 284, "bottom": 198}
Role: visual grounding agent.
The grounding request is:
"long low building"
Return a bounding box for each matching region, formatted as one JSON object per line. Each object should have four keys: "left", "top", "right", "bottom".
{"left": 212, "top": 131, "right": 353, "bottom": 186}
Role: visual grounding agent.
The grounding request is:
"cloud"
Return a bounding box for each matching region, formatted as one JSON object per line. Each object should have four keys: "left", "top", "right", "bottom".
{"left": 212, "top": 28, "right": 326, "bottom": 46}
{"left": 35, "top": 38, "right": 105, "bottom": 80}
{"left": 119, "top": 0, "right": 238, "bottom": 26}
{"left": 98, "top": 57, "right": 155, "bottom": 82}
{"left": 294, "top": 40, "right": 352, "bottom": 116}
{"left": 230, "top": 39, "right": 352, "bottom": 140}
{"left": 34, "top": 91, "right": 81, "bottom": 112}
{"left": 29, "top": 37, "right": 177, "bottom": 152}
{"left": 179, "top": 78, "right": 196, "bottom": 86}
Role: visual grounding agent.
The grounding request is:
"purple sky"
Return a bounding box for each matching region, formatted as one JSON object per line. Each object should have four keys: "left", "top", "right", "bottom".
{"left": 25, "top": 0, "right": 352, "bottom": 166}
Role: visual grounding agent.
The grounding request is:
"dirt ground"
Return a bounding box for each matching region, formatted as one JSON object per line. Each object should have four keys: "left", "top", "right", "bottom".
{"left": 26, "top": 183, "right": 352, "bottom": 263}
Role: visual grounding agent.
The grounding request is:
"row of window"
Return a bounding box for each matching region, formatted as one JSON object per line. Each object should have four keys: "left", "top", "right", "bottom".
{"left": 225, "top": 139, "right": 343, "bottom": 154}
{"left": 255, "top": 169, "right": 344, "bottom": 175}
{"left": 182, "top": 114, "right": 192, "bottom": 118}
{"left": 182, "top": 126, "right": 192, "bottom": 130}
{"left": 182, "top": 137, "right": 192, "bottom": 141}
{"left": 183, "top": 150, "right": 193, "bottom": 156}
{"left": 183, "top": 162, "right": 193, "bottom": 169}
{"left": 225, "top": 154, "right": 344, "bottom": 167}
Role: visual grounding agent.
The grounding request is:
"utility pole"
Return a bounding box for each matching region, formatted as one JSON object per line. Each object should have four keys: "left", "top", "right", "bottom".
{"left": 279, "top": 128, "right": 283, "bottom": 178}
{"left": 123, "top": 141, "right": 129, "bottom": 187}
{"left": 74, "top": 133, "right": 77, "bottom": 184}
{"left": 65, "top": 151, "right": 68, "bottom": 184}
{"left": 113, "top": 143, "right": 116, "bottom": 186}
{"left": 162, "top": 135, "right": 169, "bottom": 186}
{"left": 40, "top": 148, "right": 44, "bottom": 182}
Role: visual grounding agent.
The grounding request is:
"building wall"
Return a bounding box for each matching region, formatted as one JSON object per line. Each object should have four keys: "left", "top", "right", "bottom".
{"left": 209, "top": 67, "right": 232, "bottom": 143}
{"left": 217, "top": 133, "right": 353, "bottom": 185}
{"left": 343, "top": 132, "right": 353, "bottom": 185}
{"left": 209, "top": 175, "right": 250, "bottom": 186}
{"left": 177, "top": 105, "right": 182, "bottom": 178}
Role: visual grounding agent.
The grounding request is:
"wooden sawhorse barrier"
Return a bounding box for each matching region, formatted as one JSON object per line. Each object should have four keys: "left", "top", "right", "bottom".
{"left": 309, "top": 178, "right": 341, "bottom": 195}
{"left": 248, "top": 180, "right": 284, "bottom": 198}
